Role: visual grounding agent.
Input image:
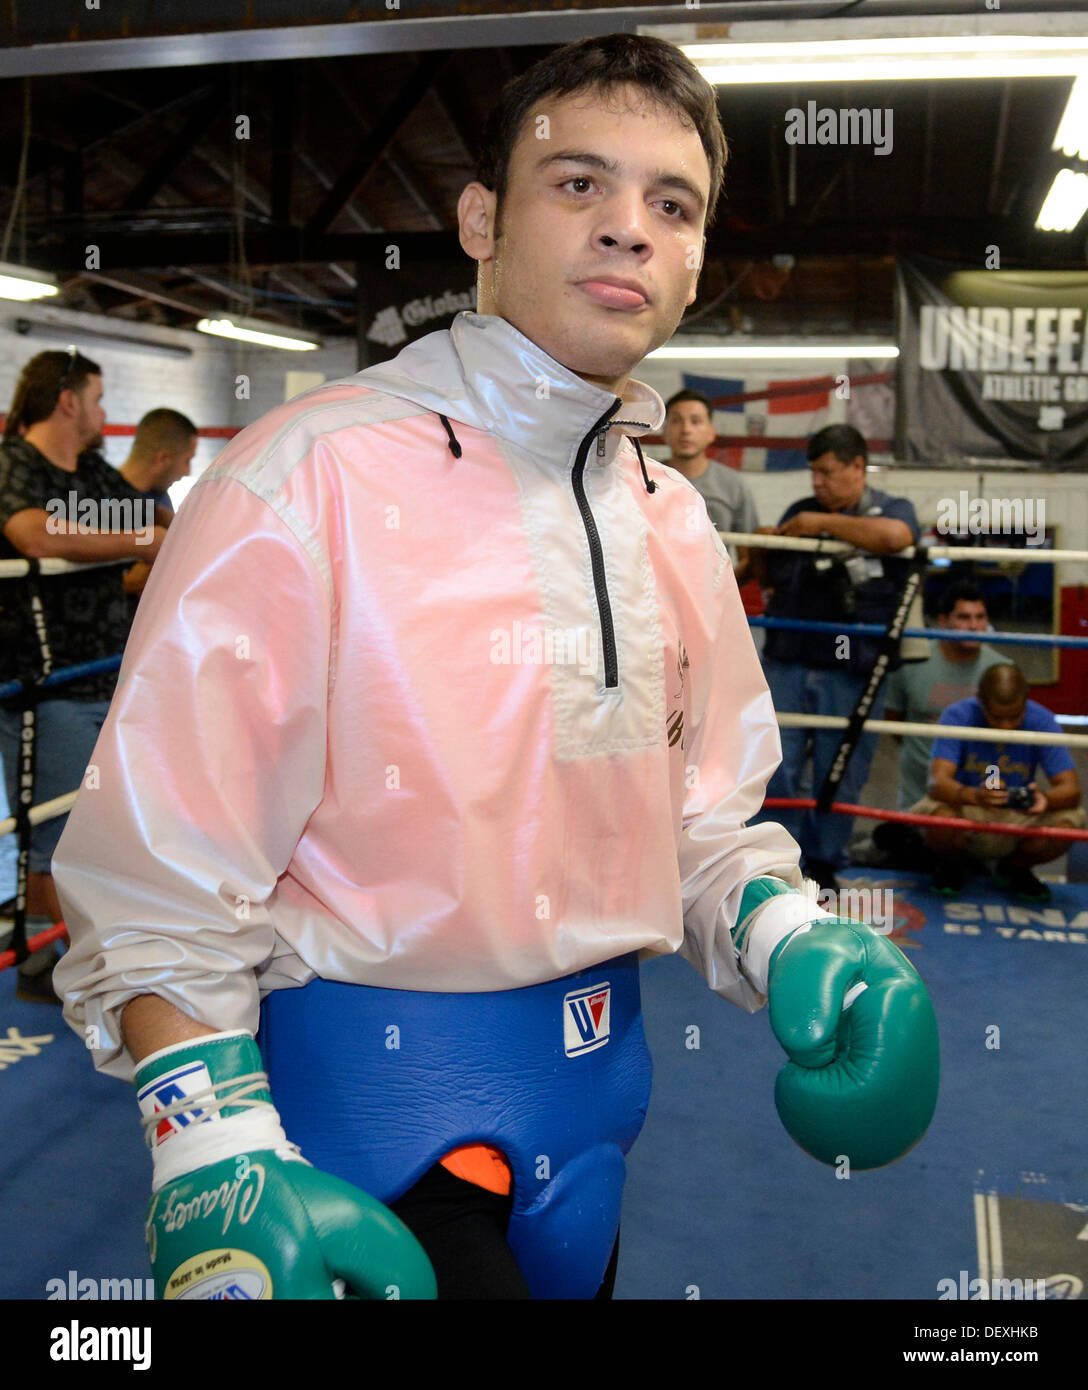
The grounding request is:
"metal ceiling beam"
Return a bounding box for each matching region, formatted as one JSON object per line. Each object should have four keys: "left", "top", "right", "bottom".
{"left": 0, "top": 5, "right": 876, "bottom": 76}
{"left": 75, "top": 270, "right": 216, "bottom": 317}
{"left": 35, "top": 214, "right": 1086, "bottom": 271}
{"left": 46, "top": 228, "right": 462, "bottom": 271}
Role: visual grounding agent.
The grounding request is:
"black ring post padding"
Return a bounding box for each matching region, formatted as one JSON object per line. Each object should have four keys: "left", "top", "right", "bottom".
{"left": 10, "top": 557, "right": 54, "bottom": 967}
{"left": 815, "top": 544, "right": 930, "bottom": 815}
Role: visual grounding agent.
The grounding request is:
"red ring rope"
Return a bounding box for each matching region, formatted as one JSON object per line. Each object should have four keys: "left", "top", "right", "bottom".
{"left": 763, "top": 798, "right": 1088, "bottom": 841}
{"left": 0, "top": 920, "right": 68, "bottom": 975}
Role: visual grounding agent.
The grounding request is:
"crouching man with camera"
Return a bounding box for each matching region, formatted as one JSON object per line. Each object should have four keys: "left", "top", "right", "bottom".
{"left": 916, "top": 663, "right": 1085, "bottom": 903}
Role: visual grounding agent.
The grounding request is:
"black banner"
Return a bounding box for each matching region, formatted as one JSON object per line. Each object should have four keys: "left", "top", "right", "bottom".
{"left": 357, "top": 251, "right": 476, "bottom": 367}
{"left": 895, "top": 256, "right": 1088, "bottom": 467}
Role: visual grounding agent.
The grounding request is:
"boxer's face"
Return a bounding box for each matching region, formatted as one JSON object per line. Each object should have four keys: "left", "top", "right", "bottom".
{"left": 461, "top": 83, "right": 709, "bottom": 393}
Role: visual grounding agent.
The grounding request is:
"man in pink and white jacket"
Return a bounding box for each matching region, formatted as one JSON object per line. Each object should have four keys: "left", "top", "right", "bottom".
{"left": 53, "top": 34, "right": 938, "bottom": 1300}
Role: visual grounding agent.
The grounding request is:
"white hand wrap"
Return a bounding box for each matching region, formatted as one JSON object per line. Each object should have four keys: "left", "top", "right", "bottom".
{"left": 737, "top": 879, "right": 837, "bottom": 996}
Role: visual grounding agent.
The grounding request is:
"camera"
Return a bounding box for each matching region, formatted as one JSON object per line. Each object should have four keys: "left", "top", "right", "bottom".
{"left": 1005, "top": 784, "right": 1035, "bottom": 812}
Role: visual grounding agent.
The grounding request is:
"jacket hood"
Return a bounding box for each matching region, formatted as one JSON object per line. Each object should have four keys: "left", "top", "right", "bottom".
{"left": 350, "top": 311, "right": 666, "bottom": 468}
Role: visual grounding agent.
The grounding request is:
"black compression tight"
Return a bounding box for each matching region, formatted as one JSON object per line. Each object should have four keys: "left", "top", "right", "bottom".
{"left": 390, "top": 1161, "right": 620, "bottom": 1300}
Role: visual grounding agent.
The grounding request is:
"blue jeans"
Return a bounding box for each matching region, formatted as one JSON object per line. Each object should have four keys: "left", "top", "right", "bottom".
{"left": 0, "top": 698, "right": 110, "bottom": 873}
{"left": 756, "top": 662, "right": 886, "bottom": 870}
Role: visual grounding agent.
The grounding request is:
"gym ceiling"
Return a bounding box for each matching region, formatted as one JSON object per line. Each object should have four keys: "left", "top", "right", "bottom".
{"left": 1, "top": 1, "right": 1083, "bottom": 343}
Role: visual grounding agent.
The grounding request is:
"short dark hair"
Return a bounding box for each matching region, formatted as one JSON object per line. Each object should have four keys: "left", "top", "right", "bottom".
{"left": 665, "top": 389, "right": 713, "bottom": 419}
{"left": 938, "top": 581, "right": 986, "bottom": 617}
{"left": 979, "top": 663, "right": 1027, "bottom": 709}
{"left": 4, "top": 348, "right": 101, "bottom": 439}
{"left": 132, "top": 407, "right": 198, "bottom": 457}
{"left": 807, "top": 424, "right": 868, "bottom": 467}
{"left": 475, "top": 34, "right": 728, "bottom": 232}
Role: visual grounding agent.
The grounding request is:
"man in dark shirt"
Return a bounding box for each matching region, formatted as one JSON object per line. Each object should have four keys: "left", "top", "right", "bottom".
{"left": 753, "top": 424, "right": 919, "bottom": 891}
{"left": 0, "top": 349, "right": 165, "bottom": 999}
{"left": 118, "top": 407, "right": 197, "bottom": 520}
{"left": 117, "top": 407, "right": 197, "bottom": 604}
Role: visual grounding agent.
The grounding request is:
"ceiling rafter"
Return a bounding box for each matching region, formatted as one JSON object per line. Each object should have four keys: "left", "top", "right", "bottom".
{"left": 317, "top": 58, "right": 446, "bottom": 231}
{"left": 306, "top": 51, "right": 448, "bottom": 236}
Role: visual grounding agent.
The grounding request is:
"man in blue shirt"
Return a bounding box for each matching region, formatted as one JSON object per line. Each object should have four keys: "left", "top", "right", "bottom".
{"left": 754, "top": 424, "right": 919, "bottom": 891}
{"left": 918, "top": 663, "right": 1085, "bottom": 902}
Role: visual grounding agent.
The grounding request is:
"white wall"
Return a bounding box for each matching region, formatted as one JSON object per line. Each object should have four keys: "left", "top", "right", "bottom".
{"left": 230, "top": 340, "right": 359, "bottom": 426}
{"left": 0, "top": 303, "right": 358, "bottom": 503}
{"left": 0, "top": 307, "right": 236, "bottom": 478}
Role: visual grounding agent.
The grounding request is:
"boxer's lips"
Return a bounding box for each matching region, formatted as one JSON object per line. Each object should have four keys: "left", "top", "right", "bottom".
{"left": 575, "top": 279, "right": 649, "bottom": 310}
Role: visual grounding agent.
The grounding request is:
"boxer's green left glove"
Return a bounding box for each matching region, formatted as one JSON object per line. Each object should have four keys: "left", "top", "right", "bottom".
{"left": 732, "top": 878, "right": 939, "bottom": 1170}
{"left": 136, "top": 1031, "right": 436, "bottom": 1299}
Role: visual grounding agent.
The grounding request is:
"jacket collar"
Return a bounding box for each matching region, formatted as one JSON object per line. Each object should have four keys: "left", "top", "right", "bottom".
{"left": 354, "top": 311, "right": 665, "bottom": 469}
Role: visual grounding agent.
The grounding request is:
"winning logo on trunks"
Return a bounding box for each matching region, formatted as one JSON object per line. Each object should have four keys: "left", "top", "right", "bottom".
{"left": 563, "top": 983, "right": 611, "bottom": 1057}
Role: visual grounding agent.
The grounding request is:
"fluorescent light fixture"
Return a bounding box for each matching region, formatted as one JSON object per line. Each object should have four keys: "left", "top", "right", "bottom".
{"left": 647, "top": 343, "right": 899, "bottom": 361}
{"left": 14, "top": 317, "right": 192, "bottom": 358}
{"left": 683, "top": 36, "right": 1088, "bottom": 84}
{"left": 196, "top": 316, "right": 319, "bottom": 351}
{"left": 1035, "top": 167, "right": 1088, "bottom": 231}
{"left": 1053, "top": 75, "right": 1088, "bottom": 160}
{"left": 0, "top": 261, "right": 59, "bottom": 302}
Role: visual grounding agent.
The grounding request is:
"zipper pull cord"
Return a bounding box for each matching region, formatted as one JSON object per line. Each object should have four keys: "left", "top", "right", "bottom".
{"left": 438, "top": 413, "right": 463, "bottom": 458}
{"left": 596, "top": 421, "right": 658, "bottom": 495}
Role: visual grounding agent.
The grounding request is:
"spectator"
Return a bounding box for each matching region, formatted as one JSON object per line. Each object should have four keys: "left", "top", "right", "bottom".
{"left": 754, "top": 423, "right": 919, "bottom": 891}
{"left": 661, "top": 389, "right": 758, "bottom": 583}
{"left": 876, "top": 582, "right": 1005, "bottom": 866}
{"left": 919, "top": 663, "right": 1086, "bottom": 902}
{"left": 0, "top": 349, "right": 166, "bottom": 1000}
{"left": 117, "top": 408, "right": 197, "bottom": 601}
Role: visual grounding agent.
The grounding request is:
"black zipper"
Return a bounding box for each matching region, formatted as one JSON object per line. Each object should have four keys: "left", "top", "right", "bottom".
{"left": 571, "top": 399, "right": 622, "bottom": 689}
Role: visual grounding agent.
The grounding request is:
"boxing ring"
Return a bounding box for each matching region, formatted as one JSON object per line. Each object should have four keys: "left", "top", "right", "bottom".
{"left": 0, "top": 532, "right": 1086, "bottom": 1299}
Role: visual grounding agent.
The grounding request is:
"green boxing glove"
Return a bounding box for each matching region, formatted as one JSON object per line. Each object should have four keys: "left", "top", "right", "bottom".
{"left": 732, "top": 878, "right": 939, "bottom": 1171}
{"left": 135, "top": 1030, "right": 436, "bottom": 1300}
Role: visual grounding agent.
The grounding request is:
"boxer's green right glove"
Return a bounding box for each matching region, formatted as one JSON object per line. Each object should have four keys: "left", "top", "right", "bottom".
{"left": 136, "top": 1030, "right": 436, "bottom": 1300}
{"left": 733, "top": 877, "right": 939, "bottom": 1171}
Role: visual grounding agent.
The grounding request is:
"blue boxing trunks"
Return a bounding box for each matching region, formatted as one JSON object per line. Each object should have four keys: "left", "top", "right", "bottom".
{"left": 258, "top": 954, "right": 653, "bottom": 1298}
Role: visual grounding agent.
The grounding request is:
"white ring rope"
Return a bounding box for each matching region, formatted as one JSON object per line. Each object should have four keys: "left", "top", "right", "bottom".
{"left": 0, "top": 555, "right": 135, "bottom": 579}
{"left": 777, "top": 713, "right": 1088, "bottom": 749}
{"left": 718, "top": 531, "right": 1088, "bottom": 564}
{"left": 4, "top": 703, "right": 1085, "bottom": 841}
{"left": 0, "top": 535, "right": 1082, "bottom": 580}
